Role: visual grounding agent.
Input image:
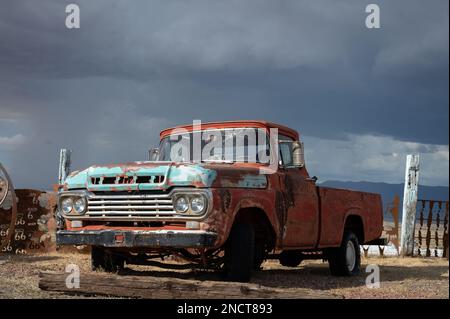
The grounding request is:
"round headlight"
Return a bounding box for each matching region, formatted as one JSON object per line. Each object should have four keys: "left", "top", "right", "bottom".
{"left": 174, "top": 196, "right": 189, "bottom": 213}
{"left": 73, "top": 197, "right": 86, "bottom": 214}
{"left": 190, "top": 196, "right": 205, "bottom": 214}
{"left": 61, "top": 197, "right": 73, "bottom": 214}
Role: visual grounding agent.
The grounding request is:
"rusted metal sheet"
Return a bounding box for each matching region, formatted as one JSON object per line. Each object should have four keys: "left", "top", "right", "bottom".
{"left": 160, "top": 120, "right": 300, "bottom": 141}
{"left": 0, "top": 163, "right": 17, "bottom": 253}
{"left": 57, "top": 229, "right": 217, "bottom": 248}
{"left": 317, "top": 187, "right": 383, "bottom": 247}
{"left": 56, "top": 120, "right": 385, "bottom": 264}
{"left": 414, "top": 199, "right": 449, "bottom": 257}
{"left": 0, "top": 188, "right": 57, "bottom": 255}
{"left": 384, "top": 194, "right": 400, "bottom": 252}
{"left": 63, "top": 162, "right": 268, "bottom": 192}
{"left": 60, "top": 165, "right": 383, "bottom": 251}
{"left": 362, "top": 194, "right": 400, "bottom": 257}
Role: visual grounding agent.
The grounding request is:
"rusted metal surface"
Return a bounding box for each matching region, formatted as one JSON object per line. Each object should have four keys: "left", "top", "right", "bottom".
{"left": 362, "top": 195, "right": 400, "bottom": 257}
{"left": 317, "top": 187, "right": 383, "bottom": 247}
{"left": 0, "top": 163, "right": 17, "bottom": 253}
{"left": 57, "top": 120, "right": 384, "bottom": 266}
{"left": 414, "top": 199, "right": 449, "bottom": 257}
{"left": 62, "top": 162, "right": 268, "bottom": 192}
{"left": 60, "top": 168, "right": 383, "bottom": 251}
{"left": 0, "top": 188, "right": 57, "bottom": 255}
{"left": 384, "top": 194, "right": 400, "bottom": 253}
{"left": 160, "top": 120, "right": 300, "bottom": 141}
{"left": 57, "top": 229, "right": 217, "bottom": 248}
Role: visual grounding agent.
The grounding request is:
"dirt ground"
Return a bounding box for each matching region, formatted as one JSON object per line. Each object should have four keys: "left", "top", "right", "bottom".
{"left": 0, "top": 252, "right": 448, "bottom": 299}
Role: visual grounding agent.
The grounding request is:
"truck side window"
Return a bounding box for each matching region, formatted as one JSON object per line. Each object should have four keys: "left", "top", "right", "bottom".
{"left": 279, "top": 135, "right": 294, "bottom": 167}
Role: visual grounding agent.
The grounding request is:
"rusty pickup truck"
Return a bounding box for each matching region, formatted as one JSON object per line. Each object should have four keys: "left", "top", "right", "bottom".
{"left": 56, "top": 120, "right": 384, "bottom": 282}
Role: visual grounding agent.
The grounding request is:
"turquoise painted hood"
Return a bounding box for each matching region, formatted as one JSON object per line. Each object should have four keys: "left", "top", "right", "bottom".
{"left": 63, "top": 161, "right": 267, "bottom": 191}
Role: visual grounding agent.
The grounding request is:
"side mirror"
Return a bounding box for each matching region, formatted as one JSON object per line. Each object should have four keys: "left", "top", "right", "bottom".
{"left": 148, "top": 148, "right": 160, "bottom": 161}
{"left": 292, "top": 141, "right": 305, "bottom": 168}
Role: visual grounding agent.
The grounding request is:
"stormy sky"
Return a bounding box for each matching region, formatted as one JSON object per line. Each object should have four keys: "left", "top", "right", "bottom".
{"left": 0, "top": 0, "right": 448, "bottom": 189}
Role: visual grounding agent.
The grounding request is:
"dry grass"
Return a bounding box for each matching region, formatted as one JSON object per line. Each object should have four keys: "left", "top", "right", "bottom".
{"left": 0, "top": 252, "right": 448, "bottom": 299}
{"left": 257, "top": 257, "right": 448, "bottom": 299}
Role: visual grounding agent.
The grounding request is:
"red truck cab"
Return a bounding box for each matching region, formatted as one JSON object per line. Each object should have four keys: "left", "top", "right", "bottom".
{"left": 57, "top": 120, "right": 384, "bottom": 281}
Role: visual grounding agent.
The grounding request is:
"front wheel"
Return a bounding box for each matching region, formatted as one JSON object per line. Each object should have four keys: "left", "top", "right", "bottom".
{"left": 327, "top": 231, "right": 361, "bottom": 276}
{"left": 224, "top": 224, "right": 255, "bottom": 282}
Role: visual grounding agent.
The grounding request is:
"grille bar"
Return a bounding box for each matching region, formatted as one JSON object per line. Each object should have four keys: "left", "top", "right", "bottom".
{"left": 86, "top": 211, "right": 177, "bottom": 215}
{"left": 89, "top": 200, "right": 173, "bottom": 205}
{"left": 86, "top": 193, "right": 175, "bottom": 218}
{"left": 88, "top": 205, "right": 173, "bottom": 210}
{"left": 90, "top": 194, "right": 170, "bottom": 199}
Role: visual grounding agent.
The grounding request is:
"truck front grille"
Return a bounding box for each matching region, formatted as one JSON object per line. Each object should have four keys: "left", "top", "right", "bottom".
{"left": 86, "top": 193, "right": 175, "bottom": 219}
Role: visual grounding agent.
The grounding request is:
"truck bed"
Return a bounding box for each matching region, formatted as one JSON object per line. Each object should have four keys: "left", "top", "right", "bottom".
{"left": 317, "top": 187, "right": 383, "bottom": 247}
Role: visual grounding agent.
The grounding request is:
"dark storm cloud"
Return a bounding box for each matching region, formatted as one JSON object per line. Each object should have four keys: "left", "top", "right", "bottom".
{"left": 0, "top": 0, "right": 448, "bottom": 188}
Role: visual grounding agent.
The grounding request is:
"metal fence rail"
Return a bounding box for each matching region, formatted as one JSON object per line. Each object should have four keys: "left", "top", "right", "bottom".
{"left": 414, "top": 200, "right": 449, "bottom": 258}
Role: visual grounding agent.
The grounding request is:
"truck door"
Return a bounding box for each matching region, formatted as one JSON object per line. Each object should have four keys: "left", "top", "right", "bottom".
{"left": 278, "top": 136, "right": 320, "bottom": 248}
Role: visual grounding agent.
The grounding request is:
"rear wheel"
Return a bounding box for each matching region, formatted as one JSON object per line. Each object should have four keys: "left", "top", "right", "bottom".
{"left": 327, "top": 231, "right": 360, "bottom": 276}
{"left": 91, "top": 246, "right": 125, "bottom": 273}
{"left": 224, "top": 224, "right": 255, "bottom": 282}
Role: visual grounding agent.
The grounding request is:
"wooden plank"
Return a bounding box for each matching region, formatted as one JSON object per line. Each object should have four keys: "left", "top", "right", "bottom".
{"left": 38, "top": 271, "right": 340, "bottom": 299}
{"left": 400, "top": 154, "right": 420, "bottom": 256}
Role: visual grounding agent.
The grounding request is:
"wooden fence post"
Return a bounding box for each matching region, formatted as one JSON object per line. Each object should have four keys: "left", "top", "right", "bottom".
{"left": 400, "top": 154, "right": 420, "bottom": 256}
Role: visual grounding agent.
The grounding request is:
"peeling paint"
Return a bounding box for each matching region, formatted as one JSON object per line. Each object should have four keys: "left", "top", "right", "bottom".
{"left": 57, "top": 121, "right": 384, "bottom": 264}
{"left": 64, "top": 162, "right": 268, "bottom": 191}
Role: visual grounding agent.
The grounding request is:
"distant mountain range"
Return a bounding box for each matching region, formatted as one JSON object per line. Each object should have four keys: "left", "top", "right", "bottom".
{"left": 319, "top": 180, "right": 449, "bottom": 221}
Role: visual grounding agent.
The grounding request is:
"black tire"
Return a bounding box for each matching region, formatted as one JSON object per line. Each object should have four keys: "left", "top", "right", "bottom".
{"left": 91, "top": 246, "right": 124, "bottom": 273}
{"left": 327, "top": 231, "right": 360, "bottom": 276}
{"left": 253, "top": 237, "right": 267, "bottom": 271}
{"left": 224, "top": 224, "right": 255, "bottom": 282}
{"left": 279, "top": 250, "right": 302, "bottom": 267}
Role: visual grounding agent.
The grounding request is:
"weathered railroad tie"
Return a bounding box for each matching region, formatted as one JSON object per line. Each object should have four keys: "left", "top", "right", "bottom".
{"left": 39, "top": 271, "right": 341, "bottom": 299}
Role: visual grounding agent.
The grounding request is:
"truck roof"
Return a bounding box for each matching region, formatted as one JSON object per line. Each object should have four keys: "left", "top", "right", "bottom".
{"left": 160, "top": 120, "right": 300, "bottom": 140}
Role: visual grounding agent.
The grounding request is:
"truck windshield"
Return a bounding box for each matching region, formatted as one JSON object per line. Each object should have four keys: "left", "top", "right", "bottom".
{"left": 158, "top": 128, "right": 271, "bottom": 164}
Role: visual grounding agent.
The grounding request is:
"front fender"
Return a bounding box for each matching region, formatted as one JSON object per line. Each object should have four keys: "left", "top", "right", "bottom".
{"left": 199, "top": 188, "right": 279, "bottom": 249}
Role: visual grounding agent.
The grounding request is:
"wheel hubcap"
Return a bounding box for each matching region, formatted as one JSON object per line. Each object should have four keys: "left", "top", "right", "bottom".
{"left": 346, "top": 241, "right": 356, "bottom": 272}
